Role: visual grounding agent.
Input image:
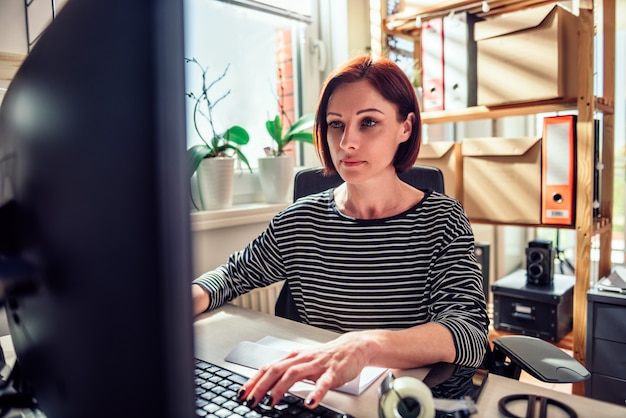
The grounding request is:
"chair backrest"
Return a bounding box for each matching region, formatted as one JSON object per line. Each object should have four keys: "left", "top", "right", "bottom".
{"left": 293, "top": 164, "right": 445, "bottom": 201}
{"left": 276, "top": 164, "right": 445, "bottom": 322}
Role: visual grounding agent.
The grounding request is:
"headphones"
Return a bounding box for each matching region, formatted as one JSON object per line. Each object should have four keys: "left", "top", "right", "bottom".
{"left": 498, "top": 394, "right": 577, "bottom": 418}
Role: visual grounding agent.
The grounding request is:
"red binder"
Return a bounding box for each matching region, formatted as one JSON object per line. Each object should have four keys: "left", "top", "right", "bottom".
{"left": 541, "top": 115, "right": 576, "bottom": 225}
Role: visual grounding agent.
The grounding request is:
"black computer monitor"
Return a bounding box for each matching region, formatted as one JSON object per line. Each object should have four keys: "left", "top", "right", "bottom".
{"left": 0, "top": 0, "right": 195, "bottom": 417}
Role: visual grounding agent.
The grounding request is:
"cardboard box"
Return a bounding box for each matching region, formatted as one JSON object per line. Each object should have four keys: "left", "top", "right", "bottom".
{"left": 474, "top": 4, "right": 578, "bottom": 106}
{"left": 492, "top": 269, "right": 574, "bottom": 342}
{"left": 462, "top": 137, "right": 541, "bottom": 224}
{"left": 417, "top": 142, "right": 461, "bottom": 200}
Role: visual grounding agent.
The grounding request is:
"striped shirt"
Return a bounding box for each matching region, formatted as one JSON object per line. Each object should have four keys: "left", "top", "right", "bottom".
{"left": 194, "top": 189, "right": 489, "bottom": 367}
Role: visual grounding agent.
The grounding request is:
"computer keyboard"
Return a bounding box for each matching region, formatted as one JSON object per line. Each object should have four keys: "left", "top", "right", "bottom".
{"left": 194, "top": 358, "right": 354, "bottom": 418}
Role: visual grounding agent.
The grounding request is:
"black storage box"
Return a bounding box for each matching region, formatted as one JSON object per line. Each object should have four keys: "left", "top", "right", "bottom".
{"left": 492, "top": 269, "right": 574, "bottom": 342}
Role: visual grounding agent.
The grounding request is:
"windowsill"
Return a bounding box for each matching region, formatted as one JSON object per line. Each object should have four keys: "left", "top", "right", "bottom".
{"left": 190, "top": 202, "right": 289, "bottom": 231}
{"left": 189, "top": 165, "right": 316, "bottom": 231}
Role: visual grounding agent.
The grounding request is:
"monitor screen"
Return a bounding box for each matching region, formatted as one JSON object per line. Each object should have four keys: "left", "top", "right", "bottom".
{"left": 0, "top": 0, "right": 195, "bottom": 417}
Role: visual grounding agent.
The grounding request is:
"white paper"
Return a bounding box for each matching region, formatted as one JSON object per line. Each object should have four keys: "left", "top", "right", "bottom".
{"left": 598, "top": 266, "right": 626, "bottom": 294}
{"left": 224, "top": 336, "right": 387, "bottom": 395}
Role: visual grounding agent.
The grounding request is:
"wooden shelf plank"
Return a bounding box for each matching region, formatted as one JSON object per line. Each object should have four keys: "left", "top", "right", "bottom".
{"left": 420, "top": 96, "right": 613, "bottom": 124}
{"left": 592, "top": 217, "right": 612, "bottom": 236}
{"left": 471, "top": 218, "right": 613, "bottom": 235}
{"left": 421, "top": 98, "right": 578, "bottom": 124}
{"left": 0, "top": 52, "right": 26, "bottom": 83}
{"left": 384, "top": 0, "right": 558, "bottom": 30}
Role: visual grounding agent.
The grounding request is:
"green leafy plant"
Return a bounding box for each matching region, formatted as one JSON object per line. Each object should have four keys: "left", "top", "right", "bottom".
{"left": 263, "top": 65, "right": 314, "bottom": 157}
{"left": 264, "top": 112, "right": 314, "bottom": 157}
{"left": 185, "top": 57, "right": 251, "bottom": 177}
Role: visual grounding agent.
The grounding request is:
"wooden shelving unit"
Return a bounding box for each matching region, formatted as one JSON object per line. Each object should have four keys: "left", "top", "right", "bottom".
{"left": 374, "top": 0, "right": 616, "bottom": 396}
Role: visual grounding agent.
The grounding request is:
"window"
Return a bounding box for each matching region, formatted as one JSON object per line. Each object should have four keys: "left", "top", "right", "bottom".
{"left": 184, "top": 0, "right": 313, "bottom": 169}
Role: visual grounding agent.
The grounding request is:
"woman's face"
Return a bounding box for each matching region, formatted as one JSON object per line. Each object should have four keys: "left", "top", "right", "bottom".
{"left": 325, "top": 80, "right": 414, "bottom": 184}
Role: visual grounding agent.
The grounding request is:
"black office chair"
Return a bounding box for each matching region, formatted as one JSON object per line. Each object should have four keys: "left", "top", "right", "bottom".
{"left": 275, "top": 165, "right": 590, "bottom": 385}
{"left": 291, "top": 165, "right": 445, "bottom": 201}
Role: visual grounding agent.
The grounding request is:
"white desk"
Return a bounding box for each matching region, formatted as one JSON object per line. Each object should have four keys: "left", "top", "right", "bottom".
{"left": 195, "top": 304, "right": 626, "bottom": 418}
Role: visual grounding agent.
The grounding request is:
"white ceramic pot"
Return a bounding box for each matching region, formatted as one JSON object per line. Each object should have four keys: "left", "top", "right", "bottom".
{"left": 258, "top": 155, "right": 295, "bottom": 204}
{"left": 196, "top": 157, "right": 235, "bottom": 210}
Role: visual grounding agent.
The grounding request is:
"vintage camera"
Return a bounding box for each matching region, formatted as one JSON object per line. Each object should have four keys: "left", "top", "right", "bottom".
{"left": 526, "top": 239, "right": 555, "bottom": 286}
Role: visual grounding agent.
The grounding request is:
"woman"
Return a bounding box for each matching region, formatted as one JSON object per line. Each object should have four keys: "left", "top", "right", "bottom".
{"left": 192, "top": 54, "right": 488, "bottom": 410}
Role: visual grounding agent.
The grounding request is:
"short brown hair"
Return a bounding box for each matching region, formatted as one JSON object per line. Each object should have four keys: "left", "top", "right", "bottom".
{"left": 314, "top": 55, "right": 421, "bottom": 175}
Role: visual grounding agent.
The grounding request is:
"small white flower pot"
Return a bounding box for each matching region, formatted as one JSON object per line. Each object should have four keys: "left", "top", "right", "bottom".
{"left": 258, "top": 155, "right": 295, "bottom": 204}
{"left": 196, "top": 157, "right": 235, "bottom": 210}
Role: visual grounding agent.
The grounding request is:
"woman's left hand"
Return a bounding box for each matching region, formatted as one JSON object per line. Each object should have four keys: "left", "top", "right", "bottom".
{"left": 238, "top": 331, "right": 374, "bottom": 410}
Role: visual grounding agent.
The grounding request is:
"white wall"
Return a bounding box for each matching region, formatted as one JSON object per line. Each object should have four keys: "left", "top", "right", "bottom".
{"left": 190, "top": 204, "right": 290, "bottom": 277}
{"left": 0, "top": 0, "right": 26, "bottom": 105}
{"left": 192, "top": 222, "right": 271, "bottom": 277}
{"left": 0, "top": 0, "right": 67, "bottom": 105}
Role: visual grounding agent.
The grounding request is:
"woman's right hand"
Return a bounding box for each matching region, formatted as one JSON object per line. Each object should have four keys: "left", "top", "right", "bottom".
{"left": 238, "top": 331, "right": 374, "bottom": 410}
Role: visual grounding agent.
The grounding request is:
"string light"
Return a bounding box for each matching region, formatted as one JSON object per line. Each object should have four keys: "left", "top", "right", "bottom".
{"left": 482, "top": 1, "right": 490, "bottom": 13}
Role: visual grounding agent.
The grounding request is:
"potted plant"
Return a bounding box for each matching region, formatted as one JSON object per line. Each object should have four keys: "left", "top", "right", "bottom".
{"left": 185, "top": 57, "right": 251, "bottom": 210}
{"left": 258, "top": 112, "right": 314, "bottom": 203}
{"left": 263, "top": 112, "right": 315, "bottom": 157}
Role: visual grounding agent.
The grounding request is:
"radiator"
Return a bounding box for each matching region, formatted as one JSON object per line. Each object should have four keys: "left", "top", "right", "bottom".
{"left": 231, "top": 281, "right": 283, "bottom": 315}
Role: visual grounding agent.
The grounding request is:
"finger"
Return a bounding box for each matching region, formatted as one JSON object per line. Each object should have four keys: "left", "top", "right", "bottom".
{"left": 239, "top": 363, "right": 269, "bottom": 398}
{"left": 244, "top": 364, "right": 283, "bottom": 407}
{"left": 239, "top": 351, "right": 301, "bottom": 404}
{"left": 304, "top": 369, "right": 335, "bottom": 409}
{"left": 263, "top": 360, "right": 322, "bottom": 407}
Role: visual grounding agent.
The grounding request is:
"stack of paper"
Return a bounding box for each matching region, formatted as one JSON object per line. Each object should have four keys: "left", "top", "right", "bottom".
{"left": 597, "top": 266, "right": 626, "bottom": 294}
